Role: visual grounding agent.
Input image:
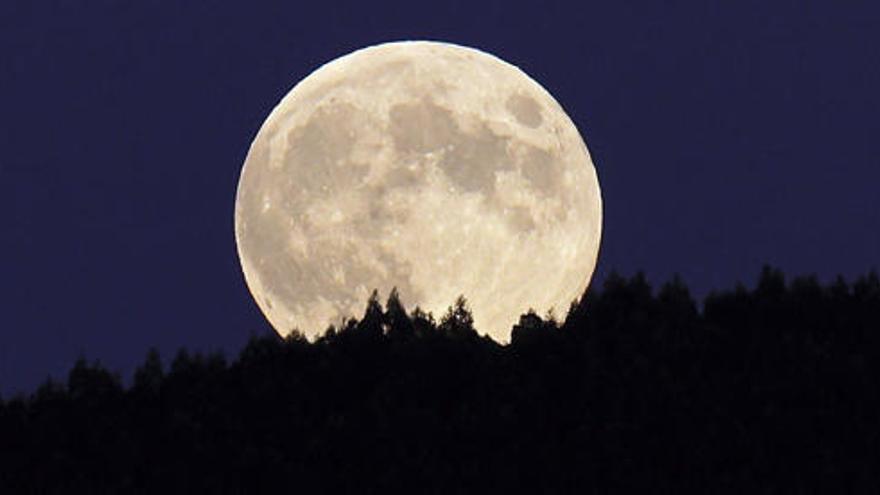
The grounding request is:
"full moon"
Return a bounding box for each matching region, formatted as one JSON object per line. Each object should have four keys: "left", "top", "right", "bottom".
{"left": 235, "top": 41, "right": 602, "bottom": 341}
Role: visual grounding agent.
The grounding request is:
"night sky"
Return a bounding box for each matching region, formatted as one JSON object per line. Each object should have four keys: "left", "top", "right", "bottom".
{"left": 2, "top": 1, "right": 878, "bottom": 395}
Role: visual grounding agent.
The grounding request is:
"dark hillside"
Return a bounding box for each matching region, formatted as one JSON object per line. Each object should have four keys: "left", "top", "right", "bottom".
{"left": 2, "top": 267, "right": 879, "bottom": 492}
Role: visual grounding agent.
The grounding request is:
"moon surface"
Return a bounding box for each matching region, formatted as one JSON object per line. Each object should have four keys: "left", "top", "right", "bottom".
{"left": 234, "top": 41, "right": 602, "bottom": 341}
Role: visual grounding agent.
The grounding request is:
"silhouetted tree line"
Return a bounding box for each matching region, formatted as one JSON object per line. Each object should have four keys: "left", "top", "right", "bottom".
{"left": 2, "top": 267, "right": 880, "bottom": 492}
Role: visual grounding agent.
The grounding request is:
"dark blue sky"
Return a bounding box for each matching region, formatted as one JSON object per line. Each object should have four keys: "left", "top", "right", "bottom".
{"left": 2, "top": 1, "right": 878, "bottom": 394}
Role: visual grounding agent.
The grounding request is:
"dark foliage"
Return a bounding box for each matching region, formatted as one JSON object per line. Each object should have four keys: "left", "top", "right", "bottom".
{"left": 2, "top": 268, "right": 880, "bottom": 492}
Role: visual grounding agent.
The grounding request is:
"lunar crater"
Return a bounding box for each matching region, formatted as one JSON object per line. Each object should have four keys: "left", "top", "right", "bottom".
{"left": 518, "top": 145, "right": 561, "bottom": 195}
{"left": 506, "top": 93, "right": 544, "bottom": 128}
{"left": 389, "top": 99, "right": 457, "bottom": 154}
{"left": 286, "top": 102, "right": 358, "bottom": 166}
{"left": 437, "top": 123, "right": 511, "bottom": 194}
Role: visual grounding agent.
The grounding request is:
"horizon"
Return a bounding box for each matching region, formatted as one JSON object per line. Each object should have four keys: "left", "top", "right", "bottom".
{"left": 3, "top": 264, "right": 877, "bottom": 397}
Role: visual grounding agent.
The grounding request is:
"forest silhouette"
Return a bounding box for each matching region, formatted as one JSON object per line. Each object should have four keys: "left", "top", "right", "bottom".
{"left": 2, "top": 266, "right": 880, "bottom": 491}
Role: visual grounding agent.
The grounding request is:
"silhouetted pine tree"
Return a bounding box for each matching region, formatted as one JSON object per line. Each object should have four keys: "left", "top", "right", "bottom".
{"left": 439, "top": 295, "right": 477, "bottom": 340}
{"left": 356, "top": 289, "right": 386, "bottom": 341}
{"left": 385, "top": 287, "right": 414, "bottom": 342}
{"left": 132, "top": 348, "right": 163, "bottom": 396}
